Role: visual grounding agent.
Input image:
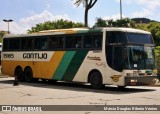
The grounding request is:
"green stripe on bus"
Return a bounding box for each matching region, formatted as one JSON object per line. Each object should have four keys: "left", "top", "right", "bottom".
{"left": 62, "top": 50, "right": 88, "bottom": 81}
{"left": 52, "top": 51, "right": 76, "bottom": 80}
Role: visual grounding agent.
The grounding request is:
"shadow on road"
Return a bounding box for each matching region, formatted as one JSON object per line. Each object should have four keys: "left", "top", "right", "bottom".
{"left": 0, "top": 78, "right": 156, "bottom": 94}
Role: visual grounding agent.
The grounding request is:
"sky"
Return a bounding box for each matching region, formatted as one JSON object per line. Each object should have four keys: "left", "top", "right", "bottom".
{"left": 0, "top": 0, "right": 160, "bottom": 34}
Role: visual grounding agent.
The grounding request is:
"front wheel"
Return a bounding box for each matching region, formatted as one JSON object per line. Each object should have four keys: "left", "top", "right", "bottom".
{"left": 24, "top": 68, "right": 33, "bottom": 82}
{"left": 118, "top": 86, "right": 126, "bottom": 89}
{"left": 90, "top": 72, "right": 104, "bottom": 89}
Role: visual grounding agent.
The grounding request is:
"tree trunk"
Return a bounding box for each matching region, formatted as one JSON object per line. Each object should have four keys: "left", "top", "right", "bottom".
{"left": 84, "top": 8, "right": 89, "bottom": 27}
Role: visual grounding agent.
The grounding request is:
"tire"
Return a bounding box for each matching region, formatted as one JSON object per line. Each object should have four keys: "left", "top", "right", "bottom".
{"left": 48, "top": 79, "right": 57, "bottom": 84}
{"left": 118, "top": 86, "right": 126, "bottom": 89}
{"left": 24, "top": 68, "right": 33, "bottom": 82}
{"left": 90, "top": 72, "right": 104, "bottom": 89}
{"left": 15, "top": 67, "right": 24, "bottom": 82}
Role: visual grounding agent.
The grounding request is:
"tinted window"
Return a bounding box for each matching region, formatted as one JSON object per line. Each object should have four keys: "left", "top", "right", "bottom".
{"left": 84, "top": 35, "right": 92, "bottom": 48}
{"left": 106, "top": 31, "right": 126, "bottom": 44}
{"left": 84, "top": 34, "right": 102, "bottom": 49}
{"left": 21, "top": 38, "right": 33, "bottom": 50}
{"left": 66, "top": 36, "right": 82, "bottom": 49}
{"left": 35, "top": 37, "right": 48, "bottom": 50}
{"left": 49, "top": 36, "right": 64, "bottom": 49}
{"left": 127, "top": 33, "right": 153, "bottom": 44}
{"left": 106, "top": 46, "right": 123, "bottom": 72}
{"left": 3, "top": 39, "right": 9, "bottom": 51}
{"left": 9, "top": 38, "right": 20, "bottom": 50}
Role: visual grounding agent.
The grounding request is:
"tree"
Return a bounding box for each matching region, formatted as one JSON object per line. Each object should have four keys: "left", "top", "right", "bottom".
{"left": 0, "top": 31, "right": 6, "bottom": 42}
{"left": 74, "top": 0, "right": 97, "bottom": 27}
{"left": 93, "top": 18, "right": 136, "bottom": 28}
{"left": 135, "top": 22, "right": 160, "bottom": 46}
{"left": 147, "top": 22, "right": 160, "bottom": 46}
{"left": 28, "top": 19, "right": 84, "bottom": 33}
{"left": 93, "top": 18, "right": 107, "bottom": 28}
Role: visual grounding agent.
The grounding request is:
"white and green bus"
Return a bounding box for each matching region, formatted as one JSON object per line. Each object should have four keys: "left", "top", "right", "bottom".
{"left": 1, "top": 28, "right": 157, "bottom": 88}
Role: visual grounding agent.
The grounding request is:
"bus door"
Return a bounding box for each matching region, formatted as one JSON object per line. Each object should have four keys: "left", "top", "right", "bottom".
{"left": 106, "top": 31, "right": 125, "bottom": 84}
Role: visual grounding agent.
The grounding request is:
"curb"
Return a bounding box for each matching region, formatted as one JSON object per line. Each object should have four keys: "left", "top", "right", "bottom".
{"left": 0, "top": 74, "right": 9, "bottom": 78}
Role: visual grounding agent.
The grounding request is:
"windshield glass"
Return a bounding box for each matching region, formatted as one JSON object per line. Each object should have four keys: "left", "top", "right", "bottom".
{"left": 125, "top": 46, "right": 155, "bottom": 69}
{"left": 126, "top": 33, "right": 153, "bottom": 44}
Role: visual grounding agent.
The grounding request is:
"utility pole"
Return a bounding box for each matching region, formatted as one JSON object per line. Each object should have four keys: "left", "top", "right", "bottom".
{"left": 120, "top": 0, "right": 122, "bottom": 20}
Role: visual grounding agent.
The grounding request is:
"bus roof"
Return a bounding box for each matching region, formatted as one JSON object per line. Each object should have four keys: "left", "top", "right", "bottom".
{"left": 3, "top": 27, "right": 151, "bottom": 38}
{"left": 103, "top": 27, "right": 151, "bottom": 34}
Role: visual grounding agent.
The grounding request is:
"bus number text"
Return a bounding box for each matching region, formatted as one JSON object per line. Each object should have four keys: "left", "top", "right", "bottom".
{"left": 3, "top": 54, "right": 14, "bottom": 58}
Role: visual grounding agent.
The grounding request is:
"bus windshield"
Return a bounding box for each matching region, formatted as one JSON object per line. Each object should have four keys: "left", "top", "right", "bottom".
{"left": 126, "top": 33, "right": 153, "bottom": 44}
{"left": 125, "top": 46, "right": 155, "bottom": 70}
{"left": 106, "top": 31, "right": 155, "bottom": 72}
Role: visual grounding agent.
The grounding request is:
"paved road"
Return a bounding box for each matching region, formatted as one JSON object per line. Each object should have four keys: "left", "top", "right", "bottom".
{"left": 0, "top": 77, "right": 160, "bottom": 114}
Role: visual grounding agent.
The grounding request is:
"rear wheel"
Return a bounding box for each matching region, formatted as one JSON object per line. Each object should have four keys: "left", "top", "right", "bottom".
{"left": 48, "top": 79, "right": 57, "bottom": 84}
{"left": 24, "top": 68, "right": 33, "bottom": 82}
{"left": 15, "top": 67, "right": 24, "bottom": 82}
{"left": 89, "top": 72, "right": 104, "bottom": 89}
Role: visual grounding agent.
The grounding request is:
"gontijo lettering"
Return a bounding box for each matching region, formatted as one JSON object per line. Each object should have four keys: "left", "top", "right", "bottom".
{"left": 23, "top": 53, "right": 47, "bottom": 59}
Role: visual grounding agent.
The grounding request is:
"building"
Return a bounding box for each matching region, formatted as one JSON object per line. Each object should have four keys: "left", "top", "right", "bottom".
{"left": 132, "top": 18, "right": 151, "bottom": 24}
{"left": 132, "top": 18, "right": 159, "bottom": 24}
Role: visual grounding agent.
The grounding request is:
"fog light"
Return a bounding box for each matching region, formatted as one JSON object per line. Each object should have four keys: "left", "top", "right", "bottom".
{"left": 127, "top": 73, "right": 133, "bottom": 77}
{"left": 131, "top": 79, "right": 137, "bottom": 83}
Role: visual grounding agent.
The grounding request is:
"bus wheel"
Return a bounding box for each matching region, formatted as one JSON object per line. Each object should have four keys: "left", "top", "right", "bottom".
{"left": 24, "top": 68, "right": 33, "bottom": 82}
{"left": 15, "top": 67, "right": 24, "bottom": 82}
{"left": 90, "top": 72, "right": 104, "bottom": 89}
{"left": 118, "top": 86, "right": 126, "bottom": 89}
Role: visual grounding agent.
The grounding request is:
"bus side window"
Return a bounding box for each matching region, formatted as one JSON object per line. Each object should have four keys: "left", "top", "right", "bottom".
{"left": 56, "top": 37, "right": 64, "bottom": 49}
{"left": 21, "top": 38, "right": 33, "bottom": 50}
{"left": 74, "top": 36, "right": 82, "bottom": 48}
{"left": 84, "top": 35, "right": 92, "bottom": 48}
{"left": 106, "top": 31, "right": 126, "bottom": 44}
{"left": 34, "top": 37, "right": 48, "bottom": 50}
{"left": 66, "top": 36, "right": 82, "bottom": 49}
{"left": 49, "top": 36, "right": 64, "bottom": 50}
{"left": 8, "top": 38, "right": 20, "bottom": 50}
{"left": 3, "top": 39, "right": 9, "bottom": 51}
{"left": 84, "top": 34, "right": 102, "bottom": 49}
{"left": 93, "top": 34, "right": 102, "bottom": 48}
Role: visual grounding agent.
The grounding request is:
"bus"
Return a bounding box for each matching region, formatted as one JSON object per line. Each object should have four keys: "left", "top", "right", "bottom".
{"left": 1, "top": 28, "right": 157, "bottom": 89}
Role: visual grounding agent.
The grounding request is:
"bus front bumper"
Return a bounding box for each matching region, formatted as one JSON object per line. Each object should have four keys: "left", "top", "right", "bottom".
{"left": 125, "top": 76, "right": 157, "bottom": 86}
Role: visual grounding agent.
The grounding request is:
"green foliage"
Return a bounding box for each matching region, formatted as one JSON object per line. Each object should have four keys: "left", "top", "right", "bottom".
{"left": 93, "top": 18, "right": 136, "bottom": 28}
{"left": 135, "top": 22, "right": 160, "bottom": 46}
{"left": 146, "top": 22, "right": 160, "bottom": 68}
{"left": 28, "top": 19, "right": 85, "bottom": 33}
{"left": 155, "top": 46, "right": 160, "bottom": 68}
{"left": 147, "top": 22, "right": 160, "bottom": 46}
{"left": 93, "top": 18, "right": 107, "bottom": 28}
{"left": 0, "top": 31, "right": 6, "bottom": 43}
